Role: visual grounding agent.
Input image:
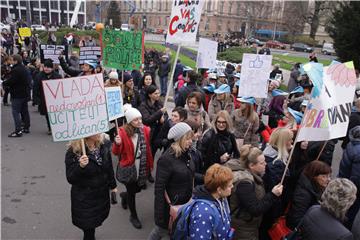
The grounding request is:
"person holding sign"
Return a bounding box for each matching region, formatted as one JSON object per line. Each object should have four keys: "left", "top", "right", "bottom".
{"left": 113, "top": 108, "right": 153, "bottom": 229}
{"left": 65, "top": 133, "right": 117, "bottom": 240}
{"left": 59, "top": 53, "right": 96, "bottom": 77}
{"left": 122, "top": 73, "right": 141, "bottom": 108}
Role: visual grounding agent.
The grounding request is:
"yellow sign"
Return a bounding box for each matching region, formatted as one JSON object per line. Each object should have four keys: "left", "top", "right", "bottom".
{"left": 19, "top": 27, "right": 32, "bottom": 37}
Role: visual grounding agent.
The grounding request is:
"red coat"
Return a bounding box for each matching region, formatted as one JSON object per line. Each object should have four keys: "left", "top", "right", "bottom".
{"left": 112, "top": 126, "right": 154, "bottom": 171}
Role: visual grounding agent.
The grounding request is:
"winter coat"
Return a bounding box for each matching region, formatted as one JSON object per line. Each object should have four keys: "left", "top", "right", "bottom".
{"left": 153, "top": 118, "right": 174, "bottom": 151}
{"left": 138, "top": 99, "right": 165, "bottom": 144}
{"left": 286, "top": 174, "right": 322, "bottom": 229}
{"left": 307, "top": 140, "right": 336, "bottom": 166}
{"left": 59, "top": 57, "right": 82, "bottom": 77}
{"left": 35, "top": 71, "right": 62, "bottom": 115}
{"left": 154, "top": 148, "right": 195, "bottom": 229}
{"left": 287, "top": 68, "right": 300, "bottom": 92}
{"left": 175, "top": 83, "right": 206, "bottom": 108}
{"left": 232, "top": 166, "right": 279, "bottom": 240}
{"left": 112, "top": 126, "right": 153, "bottom": 171}
{"left": 3, "top": 63, "right": 30, "bottom": 99}
{"left": 158, "top": 60, "right": 170, "bottom": 77}
{"left": 123, "top": 88, "right": 141, "bottom": 108}
{"left": 189, "top": 185, "right": 232, "bottom": 240}
{"left": 300, "top": 205, "right": 353, "bottom": 240}
{"left": 342, "top": 110, "right": 360, "bottom": 149}
{"left": 232, "top": 109, "right": 260, "bottom": 147}
{"left": 65, "top": 140, "right": 117, "bottom": 229}
{"left": 198, "top": 128, "right": 240, "bottom": 171}
{"left": 185, "top": 105, "right": 211, "bottom": 136}
{"left": 352, "top": 209, "right": 360, "bottom": 240}
{"left": 339, "top": 125, "right": 360, "bottom": 228}
{"left": 190, "top": 146, "right": 205, "bottom": 186}
{"left": 208, "top": 94, "right": 235, "bottom": 121}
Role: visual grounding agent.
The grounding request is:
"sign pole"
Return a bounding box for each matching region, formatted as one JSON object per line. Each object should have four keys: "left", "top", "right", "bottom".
{"left": 315, "top": 140, "right": 328, "bottom": 161}
{"left": 164, "top": 43, "right": 181, "bottom": 105}
{"left": 81, "top": 138, "right": 86, "bottom": 156}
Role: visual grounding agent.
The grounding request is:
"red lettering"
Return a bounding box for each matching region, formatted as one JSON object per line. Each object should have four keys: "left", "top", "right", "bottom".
{"left": 71, "top": 79, "right": 81, "bottom": 97}
{"left": 80, "top": 77, "right": 91, "bottom": 96}
{"left": 180, "top": 9, "right": 190, "bottom": 19}
{"left": 44, "top": 81, "right": 61, "bottom": 99}
{"left": 91, "top": 75, "right": 104, "bottom": 92}
{"left": 61, "top": 81, "right": 71, "bottom": 98}
{"left": 169, "top": 16, "right": 179, "bottom": 35}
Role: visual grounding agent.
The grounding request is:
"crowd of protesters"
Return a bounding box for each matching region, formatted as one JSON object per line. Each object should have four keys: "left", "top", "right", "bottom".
{"left": 1, "top": 25, "right": 360, "bottom": 240}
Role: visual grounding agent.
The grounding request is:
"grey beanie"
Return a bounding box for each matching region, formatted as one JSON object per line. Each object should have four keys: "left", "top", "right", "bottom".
{"left": 167, "top": 122, "right": 192, "bottom": 141}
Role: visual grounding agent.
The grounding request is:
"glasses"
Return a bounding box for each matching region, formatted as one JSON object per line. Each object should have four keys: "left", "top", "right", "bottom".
{"left": 216, "top": 120, "right": 227, "bottom": 125}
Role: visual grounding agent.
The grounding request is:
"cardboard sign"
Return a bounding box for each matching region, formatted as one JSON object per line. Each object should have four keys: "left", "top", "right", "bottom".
{"left": 105, "top": 87, "right": 124, "bottom": 121}
{"left": 18, "top": 27, "right": 31, "bottom": 37}
{"left": 238, "top": 54, "right": 272, "bottom": 98}
{"left": 196, "top": 38, "right": 218, "bottom": 69}
{"left": 79, "top": 46, "right": 101, "bottom": 64}
{"left": 102, "top": 29, "right": 143, "bottom": 70}
{"left": 42, "top": 74, "right": 109, "bottom": 142}
{"left": 166, "top": 0, "right": 205, "bottom": 45}
{"left": 40, "top": 45, "right": 67, "bottom": 64}
{"left": 297, "top": 62, "right": 357, "bottom": 141}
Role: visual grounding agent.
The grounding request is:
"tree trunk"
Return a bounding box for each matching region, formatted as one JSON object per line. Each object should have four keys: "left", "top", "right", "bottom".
{"left": 309, "top": 1, "right": 323, "bottom": 39}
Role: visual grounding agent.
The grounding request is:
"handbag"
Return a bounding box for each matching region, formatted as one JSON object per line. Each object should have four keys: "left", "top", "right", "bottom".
{"left": 236, "top": 123, "right": 252, "bottom": 149}
{"left": 268, "top": 216, "right": 292, "bottom": 240}
{"left": 165, "top": 191, "right": 189, "bottom": 232}
{"left": 115, "top": 134, "right": 140, "bottom": 184}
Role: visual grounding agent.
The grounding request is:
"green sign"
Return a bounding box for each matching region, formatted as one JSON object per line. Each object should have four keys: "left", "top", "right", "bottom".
{"left": 102, "top": 29, "right": 143, "bottom": 70}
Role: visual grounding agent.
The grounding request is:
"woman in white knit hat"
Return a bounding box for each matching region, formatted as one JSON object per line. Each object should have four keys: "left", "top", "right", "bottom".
{"left": 112, "top": 107, "right": 153, "bottom": 229}
{"left": 104, "top": 71, "right": 122, "bottom": 88}
{"left": 148, "top": 122, "right": 195, "bottom": 240}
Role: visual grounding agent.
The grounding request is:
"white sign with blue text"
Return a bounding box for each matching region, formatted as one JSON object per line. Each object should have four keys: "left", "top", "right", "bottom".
{"left": 105, "top": 87, "right": 124, "bottom": 121}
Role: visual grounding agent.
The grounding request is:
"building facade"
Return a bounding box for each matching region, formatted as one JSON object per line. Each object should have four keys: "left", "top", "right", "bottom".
{"left": 0, "top": 0, "right": 86, "bottom": 26}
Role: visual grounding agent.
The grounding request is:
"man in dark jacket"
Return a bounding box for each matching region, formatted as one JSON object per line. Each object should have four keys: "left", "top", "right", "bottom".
{"left": 342, "top": 99, "right": 360, "bottom": 149}
{"left": 59, "top": 55, "right": 95, "bottom": 77}
{"left": 34, "top": 59, "right": 62, "bottom": 134}
{"left": 173, "top": 59, "right": 184, "bottom": 82}
{"left": 3, "top": 54, "right": 31, "bottom": 137}
{"left": 175, "top": 70, "right": 206, "bottom": 108}
{"left": 158, "top": 55, "right": 171, "bottom": 97}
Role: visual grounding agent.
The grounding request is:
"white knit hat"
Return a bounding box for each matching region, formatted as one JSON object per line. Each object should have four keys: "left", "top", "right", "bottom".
{"left": 109, "top": 71, "right": 118, "bottom": 80}
{"left": 168, "top": 122, "right": 192, "bottom": 141}
{"left": 125, "top": 107, "right": 142, "bottom": 123}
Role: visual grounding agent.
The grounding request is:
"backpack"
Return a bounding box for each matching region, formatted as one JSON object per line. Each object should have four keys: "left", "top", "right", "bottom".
{"left": 170, "top": 199, "right": 221, "bottom": 240}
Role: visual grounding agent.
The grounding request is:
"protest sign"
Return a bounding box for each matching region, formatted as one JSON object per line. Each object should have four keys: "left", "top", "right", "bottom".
{"left": 196, "top": 38, "right": 218, "bottom": 69}
{"left": 79, "top": 46, "right": 102, "bottom": 64}
{"left": 18, "top": 27, "right": 31, "bottom": 37}
{"left": 102, "top": 29, "right": 143, "bottom": 70}
{"left": 166, "top": 0, "right": 205, "bottom": 45}
{"left": 40, "top": 44, "right": 67, "bottom": 64}
{"left": 238, "top": 54, "right": 272, "bottom": 98}
{"left": 105, "top": 87, "right": 124, "bottom": 121}
{"left": 297, "top": 62, "right": 357, "bottom": 141}
{"left": 42, "top": 74, "right": 109, "bottom": 142}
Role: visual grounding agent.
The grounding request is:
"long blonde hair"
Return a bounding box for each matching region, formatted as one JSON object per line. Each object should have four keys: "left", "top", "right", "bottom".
{"left": 171, "top": 131, "right": 194, "bottom": 157}
{"left": 241, "top": 103, "right": 257, "bottom": 123}
{"left": 269, "top": 128, "right": 293, "bottom": 163}
{"left": 67, "top": 134, "right": 105, "bottom": 155}
{"left": 239, "top": 144, "right": 263, "bottom": 168}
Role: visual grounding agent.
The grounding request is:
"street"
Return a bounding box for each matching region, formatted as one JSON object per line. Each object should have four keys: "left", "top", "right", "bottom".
{"left": 1, "top": 98, "right": 343, "bottom": 240}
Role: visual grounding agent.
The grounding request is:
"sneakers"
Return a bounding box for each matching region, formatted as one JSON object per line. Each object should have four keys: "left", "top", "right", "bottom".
{"left": 8, "top": 131, "right": 22, "bottom": 137}
{"left": 22, "top": 128, "right": 30, "bottom": 134}
{"left": 130, "top": 216, "right": 142, "bottom": 229}
{"left": 119, "top": 192, "right": 128, "bottom": 210}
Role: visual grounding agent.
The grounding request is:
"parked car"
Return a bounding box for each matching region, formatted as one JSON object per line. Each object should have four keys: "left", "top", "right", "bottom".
{"left": 31, "top": 24, "right": 46, "bottom": 31}
{"left": 266, "top": 40, "right": 286, "bottom": 49}
{"left": 321, "top": 42, "right": 335, "bottom": 55}
{"left": 290, "top": 43, "right": 314, "bottom": 52}
{"left": 84, "top": 22, "right": 96, "bottom": 30}
{"left": 247, "top": 37, "right": 265, "bottom": 47}
{"left": 259, "top": 47, "right": 271, "bottom": 55}
{"left": 0, "top": 22, "right": 11, "bottom": 32}
{"left": 155, "top": 28, "right": 165, "bottom": 34}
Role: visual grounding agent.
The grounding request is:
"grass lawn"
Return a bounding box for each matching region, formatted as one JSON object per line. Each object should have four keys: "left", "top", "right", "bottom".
{"left": 273, "top": 53, "right": 332, "bottom": 71}
{"left": 145, "top": 42, "right": 196, "bottom": 69}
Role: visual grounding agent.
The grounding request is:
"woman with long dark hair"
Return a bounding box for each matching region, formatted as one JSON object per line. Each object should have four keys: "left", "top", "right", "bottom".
{"left": 138, "top": 73, "right": 156, "bottom": 101}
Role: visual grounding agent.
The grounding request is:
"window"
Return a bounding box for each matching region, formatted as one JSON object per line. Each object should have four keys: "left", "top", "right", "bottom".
{"left": 219, "top": 2, "right": 224, "bottom": 14}
{"left": 217, "top": 19, "right": 222, "bottom": 31}
{"left": 207, "top": 0, "right": 211, "bottom": 12}
{"left": 159, "top": 0, "right": 161, "bottom": 11}
{"left": 32, "top": 1, "right": 39, "bottom": 8}
{"left": 205, "top": 20, "right": 209, "bottom": 30}
{"left": 79, "top": 2, "right": 84, "bottom": 12}
{"left": 228, "top": 2, "right": 232, "bottom": 14}
{"left": 237, "top": 2, "right": 241, "bottom": 15}
{"left": 41, "top": 0, "right": 47, "bottom": 8}
{"left": 50, "top": 1, "right": 58, "bottom": 9}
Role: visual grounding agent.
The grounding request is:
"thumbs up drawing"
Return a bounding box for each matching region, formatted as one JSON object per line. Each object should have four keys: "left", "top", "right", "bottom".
{"left": 249, "top": 55, "right": 263, "bottom": 68}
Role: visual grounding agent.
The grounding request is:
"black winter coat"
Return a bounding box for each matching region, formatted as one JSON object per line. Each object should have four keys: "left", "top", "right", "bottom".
{"left": 342, "top": 111, "right": 360, "bottom": 149}
{"left": 65, "top": 140, "right": 117, "bottom": 230}
{"left": 3, "top": 63, "right": 30, "bottom": 99}
{"left": 138, "top": 99, "right": 165, "bottom": 143}
{"left": 123, "top": 88, "right": 141, "bottom": 108}
{"left": 300, "top": 205, "right": 353, "bottom": 240}
{"left": 198, "top": 128, "right": 240, "bottom": 171}
{"left": 286, "top": 174, "right": 322, "bottom": 229}
{"left": 158, "top": 60, "right": 170, "bottom": 77}
{"left": 175, "top": 83, "right": 206, "bottom": 108}
{"left": 35, "top": 71, "right": 62, "bottom": 115}
{"left": 154, "top": 148, "right": 195, "bottom": 229}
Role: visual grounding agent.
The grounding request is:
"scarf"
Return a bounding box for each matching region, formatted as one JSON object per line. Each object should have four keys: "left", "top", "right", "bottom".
{"left": 135, "top": 127, "right": 148, "bottom": 187}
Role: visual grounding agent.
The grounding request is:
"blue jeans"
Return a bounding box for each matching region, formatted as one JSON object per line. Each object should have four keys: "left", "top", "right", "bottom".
{"left": 159, "top": 76, "right": 168, "bottom": 96}
{"left": 11, "top": 98, "right": 30, "bottom": 132}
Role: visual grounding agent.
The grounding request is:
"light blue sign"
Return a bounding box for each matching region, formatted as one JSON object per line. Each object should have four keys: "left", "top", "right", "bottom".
{"left": 105, "top": 87, "right": 124, "bottom": 121}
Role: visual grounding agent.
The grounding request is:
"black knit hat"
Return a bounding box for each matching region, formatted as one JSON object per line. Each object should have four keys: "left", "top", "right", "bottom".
{"left": 44, "top": 59, "right": 54, "bottom": 68}
{"left": 122, "top": 72, "right": 133, "bottom": 83}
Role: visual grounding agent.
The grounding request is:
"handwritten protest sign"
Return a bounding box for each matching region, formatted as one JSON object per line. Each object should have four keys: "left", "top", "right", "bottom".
{"left": 105, "top": 87, "right": 124, "bottom": 121}
{"left": 297, "top": 62, "right": 357, "bottom": 141}
{"left": 42, "top": 74, "right": 109, "bottom": 142}
{"left": 79, "top": 46, "right": 101, "bottom": 64}
{"left": 19, "top": 27, "right": 31, "bottom": 37}
{"left": 196, "top": 38, "right": 218, "bottom": 69}
{"left": 102, "top": 30, "right": 143, "bottom": 70}
{"left": 40, "top": 45, "right": 67, "bottom": 64}
{"left": 166, "top": 0, "right": 205, "bottom": 45}
{"left": 238, "top": 54, "right": 272, "bottom": 98}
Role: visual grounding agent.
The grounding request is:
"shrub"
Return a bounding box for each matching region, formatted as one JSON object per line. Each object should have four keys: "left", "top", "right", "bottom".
{"left": 217, "top": 47, "right": 253, "bottom": 63}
